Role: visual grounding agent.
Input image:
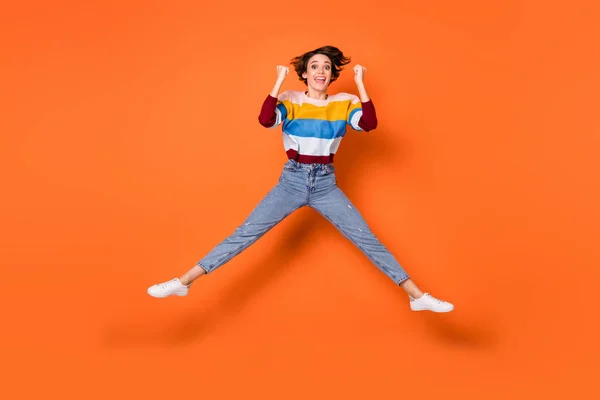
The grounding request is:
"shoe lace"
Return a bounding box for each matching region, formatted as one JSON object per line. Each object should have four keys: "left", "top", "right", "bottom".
{"left": 157, "top": 279, "right": 177, "bottom": 289}
{"left": 427, "top": 294, "right": 445, "bottom": 304}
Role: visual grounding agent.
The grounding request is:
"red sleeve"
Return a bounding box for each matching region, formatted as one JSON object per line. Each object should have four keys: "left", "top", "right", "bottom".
{"left": 258, "top": 95, "right": 278, "bottom": 127}
{"left": 357, "top": 100, "right": 378, "bottom": 132}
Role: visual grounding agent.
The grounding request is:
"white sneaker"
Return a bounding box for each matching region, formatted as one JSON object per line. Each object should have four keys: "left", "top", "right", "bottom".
{"left": 409, "top": 293, "right": 454, "bottom": 312}
{"left": 147, "top": 278, "right": 190, "bottom": 298}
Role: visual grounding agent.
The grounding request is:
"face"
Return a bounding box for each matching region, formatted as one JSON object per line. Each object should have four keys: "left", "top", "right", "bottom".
{"left": 302, "top": 54, "right": 332, "bottom": 91}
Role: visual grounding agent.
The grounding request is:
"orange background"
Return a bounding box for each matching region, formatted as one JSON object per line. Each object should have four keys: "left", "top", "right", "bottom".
{"left": 1, "top": 1, "right": 599, "bottom": 398}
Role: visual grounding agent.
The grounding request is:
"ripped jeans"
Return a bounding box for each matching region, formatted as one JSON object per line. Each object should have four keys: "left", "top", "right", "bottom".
{"left": 197, "top": 159, "right": 410, "bottom": 285}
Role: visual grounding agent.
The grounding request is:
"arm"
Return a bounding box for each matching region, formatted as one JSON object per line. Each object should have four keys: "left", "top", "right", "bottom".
{"left": 353, "top": 65, "right": 378, "bottom": 131}
{"left": 258, "top": 66, "right": 289, "bottom": 128}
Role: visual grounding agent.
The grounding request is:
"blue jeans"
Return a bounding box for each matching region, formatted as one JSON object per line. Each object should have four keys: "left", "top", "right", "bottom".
{"left": 197, "top": 160, "right": 410, "bottom": 285}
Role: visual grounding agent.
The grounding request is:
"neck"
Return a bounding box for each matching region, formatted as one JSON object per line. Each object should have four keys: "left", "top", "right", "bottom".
{"left": 305, "top": 87, "right": 328, "bottom": 100}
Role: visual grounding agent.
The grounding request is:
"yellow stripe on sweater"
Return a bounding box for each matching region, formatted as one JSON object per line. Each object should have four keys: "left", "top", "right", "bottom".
{"left": 279, "top": 99, "right": 358, "bottom": 122}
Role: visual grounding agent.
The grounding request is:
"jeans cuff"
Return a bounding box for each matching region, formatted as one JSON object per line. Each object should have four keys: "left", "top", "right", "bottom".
{"left": 197, "top": 263, "right": 210, "bottom": 274}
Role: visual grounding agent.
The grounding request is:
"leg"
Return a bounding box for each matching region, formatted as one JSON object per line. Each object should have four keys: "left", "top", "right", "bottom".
{"left": 310, "top": 186, "right": 453, "bottom": 312}
{"left": 196, "top": 182, "right": 306, "bottom": 275}
{"left": 310, "top": 186, "right": 411, "bottom": 285}
{"left": 147, "top": 180, "right": 306, "bottom": 297}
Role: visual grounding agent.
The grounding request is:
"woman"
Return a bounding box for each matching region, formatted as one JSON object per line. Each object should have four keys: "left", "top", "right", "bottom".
{"left": 147, "top": 46, "right": 454, "bottom": 313}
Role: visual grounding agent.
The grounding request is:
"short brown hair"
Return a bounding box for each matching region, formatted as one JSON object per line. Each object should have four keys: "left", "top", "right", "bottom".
{"left": 290, "top": 46, "right": 351, "bottom": 85}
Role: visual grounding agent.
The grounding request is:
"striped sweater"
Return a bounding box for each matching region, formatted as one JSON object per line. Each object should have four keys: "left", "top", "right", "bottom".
{"left": 258, "top": 90, "right": 378, "bottom": 164}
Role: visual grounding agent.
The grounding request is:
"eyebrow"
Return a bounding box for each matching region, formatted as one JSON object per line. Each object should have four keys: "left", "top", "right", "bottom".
{"left": 310, "top": 60, "right": 331, "bottom": 64}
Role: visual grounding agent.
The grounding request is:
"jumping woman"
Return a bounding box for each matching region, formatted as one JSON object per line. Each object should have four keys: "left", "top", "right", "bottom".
{"left": 147, "top": 45, "right": 454, "bottom": 313}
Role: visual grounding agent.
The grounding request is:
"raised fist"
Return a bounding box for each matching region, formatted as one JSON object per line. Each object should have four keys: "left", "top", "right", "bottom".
{"left": 276, "top": 65, "right": 289, "bottom": 81}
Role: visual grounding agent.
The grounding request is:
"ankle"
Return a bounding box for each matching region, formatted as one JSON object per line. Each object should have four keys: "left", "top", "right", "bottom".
{"left": 409, "top": 291, "right": 424, "bottom": 300}
{"left": 178, "top": 276, "right": 190, "bottom": 286}
{"left": 399, "top": 279, "right": 424, "bottom": 299}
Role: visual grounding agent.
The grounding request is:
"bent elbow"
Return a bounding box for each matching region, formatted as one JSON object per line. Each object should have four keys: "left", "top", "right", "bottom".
{"left": 359, "top": 120, "right": 378, "bottom": 132}
{"left": 258, "top": 115, "right": 274, "bottom": 128}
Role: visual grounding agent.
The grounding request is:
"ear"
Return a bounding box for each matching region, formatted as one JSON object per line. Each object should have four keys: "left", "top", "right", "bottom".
{"left": 302, "top": 72, "right": 307, "bottom": 79}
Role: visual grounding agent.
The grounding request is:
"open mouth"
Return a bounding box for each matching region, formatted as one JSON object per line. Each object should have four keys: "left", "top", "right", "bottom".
{"left": 315, "top": 77, "right": 327, "bottom": 84}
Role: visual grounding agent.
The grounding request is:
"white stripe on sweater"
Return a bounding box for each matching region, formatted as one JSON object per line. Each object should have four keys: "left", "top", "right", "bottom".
{"left": 269, "top": 107, "right": 283, "bottom": 128}
{"left": 350, "top": 110, "right": 363, "bottom": 131}
{"left": 282, "top": 134, "right": 343, "bottom": 156}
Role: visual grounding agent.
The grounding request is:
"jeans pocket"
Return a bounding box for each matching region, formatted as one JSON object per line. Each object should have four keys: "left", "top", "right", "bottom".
{"left": 323, "top": 164, "right": 335, "bottom": 175}
{"left": 283, "top": 161, "right": 297, "bottom": 172}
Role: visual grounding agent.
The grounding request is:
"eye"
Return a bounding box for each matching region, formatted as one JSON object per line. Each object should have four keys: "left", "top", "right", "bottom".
{"left": 311, "top": 65, "right": 317, "bottom": 69}
{"left": 325, "top": 65, "right": 331, "bottom": 70}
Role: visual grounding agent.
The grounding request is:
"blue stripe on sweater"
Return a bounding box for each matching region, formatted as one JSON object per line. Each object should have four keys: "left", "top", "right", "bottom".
{"left": 282, "top": 119, "right": 347, "bottom": 139}
{"left": 276, "top": 103, "right": 288, "bottom": 121}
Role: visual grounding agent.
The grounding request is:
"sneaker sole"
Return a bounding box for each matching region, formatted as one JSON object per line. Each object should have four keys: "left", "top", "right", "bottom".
{"left": 147, "top": 290, "right": 188, "bottom": 298}
{"left": 410, "top": 306, "right": 454, "bottom": 313}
